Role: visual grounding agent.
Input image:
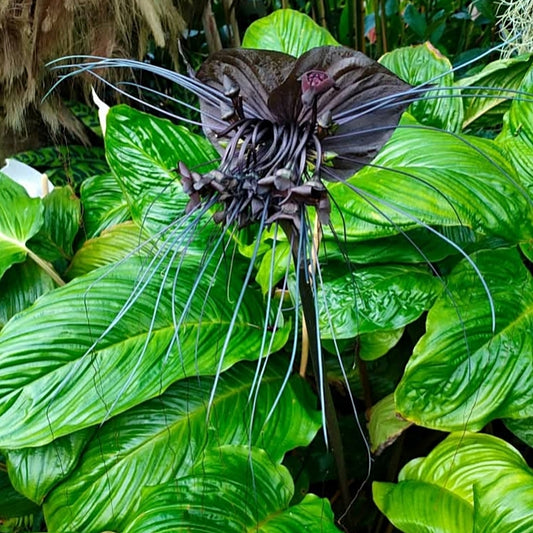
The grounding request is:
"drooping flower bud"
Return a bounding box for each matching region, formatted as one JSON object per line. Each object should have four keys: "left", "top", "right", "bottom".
{"left": 300, "top": 70, "right": 336, "bottom": 107}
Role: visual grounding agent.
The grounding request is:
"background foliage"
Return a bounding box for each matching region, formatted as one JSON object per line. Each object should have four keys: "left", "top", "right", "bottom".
{"left": 1, "top": 3, "right": 533, "bottom": 533}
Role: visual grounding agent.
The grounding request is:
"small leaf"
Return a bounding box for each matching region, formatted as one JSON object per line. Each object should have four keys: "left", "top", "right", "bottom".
{"left": 403, "top": 4, "right": 427, "bottom": 37}
{"left": 0, "top": 260, "right": 55, "bottom": 328}
{"left": 121, "top": 446, "right": 339, "bottom": 533}
{"left": 367, "top": 394, "right": 412, "bottom": 454}
{"left": 66, "top": 222, "right": 151, "bottom": 279}
{"left": 0, "top": 464, "right": 40, "bottom": 519}
{"left": 28, "top": 186, "right": 81, "bottom": 263}
{"left": 5, "top": 429, "right": 93, "bottom": 504}
{"left": 359, "top": 328, "right": 404, "bottom": 361}
{"left": 242, "top": 9, "right": 338, "bottom": 57}
{"left": 0, "top": 174, "right": 43, "bottom": 279}
{"left": 80, "top": 173, "right": 130, "bottom": 238}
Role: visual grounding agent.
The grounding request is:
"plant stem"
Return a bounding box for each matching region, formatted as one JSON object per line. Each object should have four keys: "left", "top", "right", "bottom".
{"left": 281, "top": 220, "right": 352, "bottom": 517}
{"left": 27, "top": 248, "right": 65, "bottom": 286}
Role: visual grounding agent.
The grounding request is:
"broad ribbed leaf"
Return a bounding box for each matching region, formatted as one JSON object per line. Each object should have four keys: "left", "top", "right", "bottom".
{"left": 6, "top": 429, "right": 93, "bottom": 504}
{"left": 380, "top": 43, "right": 464, "bottom": 132}
{"left": 28, "top": 186, "right": 81, "bottom": 263}
{"left": 0, "top": 174, "right": 43, "bottom": 278}
{"left": 327, "top": 117, "right": 533, "bottom": 250}
{"left": 0, "top": 254, "right": 289, "bottom": 449}
{"left": 242, "top": 9, "right": 338, "bottom": 56}
{"left": 396, "top": 248, "right": 533, "bottom": 430}
{"left": 374, "top": 433, "right": 533, "bottom": 533}
{"left": 66, "top": 222, "right": 151, "bottom": 279}
{"left": 460, "top": 54, "right": 533, "bottom": 128}
{"left": 317, "top": 263, "right": 441, "bottom": 339}
{"left": 105, "top": 105, "right": 219, "bottom": 233}
{"left": 44, "top": 362, "right": 320, "bottom": 532}
{"left": 0, "top": 260, "right": 55, "bottom": 328}
{"left": 80, "top": 173, "right": 129, "bottom": 238}
{"left": 496, "top": 62, "right": 533, "bottom": 189}
{"left": 121, "top": 446, "right": 339, "bottom": 533}
{"left": 373, "top": 480, "right": 474, "bottom": 533}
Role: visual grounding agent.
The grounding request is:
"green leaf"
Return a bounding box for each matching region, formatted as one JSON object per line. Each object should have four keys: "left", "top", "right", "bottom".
{"left": 5, "top": 429, "right": 93, "bottom": 505}
{"left": 80, "top": 173, "right": 130, "bottom": 238}
{"left": 396, "top": 248, "right": 533, "bottom": 431}
{"left": 503, "top": 417, "right": 533, "bottom": 448}
{"left": 255, "top": 240, "right": 291, "bottom": 295}
{"left": 373, "top": 480, "right": 474, "bottom": 532}
{"left": 0, "top": 174, "right": 44, "bottom": 279}
{"left": 0, "top": 464, "right": 40, "bottom": 519}
{"left": 367, "top": 394, "right": 412, "bottom": 455}
{"left": 43, "top": 362, "right": 320, "bottom": 532}
{"left": 66, "top": 222, "right": 150, "bottom": 279}
{"left": 374, "top": 432, "right": 533, "bottom": 533}
{"left": 0, "top": 253, "right": 289, "bottom": 449}
{"left": 496, "top": 62, "right": 533, "bottom": 191}
{"left": 327, "top": 116, "right": 533, "bottom": 251}
{"left": 242, "top": 9, "right": 338, "bottom": 57}
{"left": 380, "top": 42, "right": 464, "bottom": 132}
{"left": 121, "top": 446, "right": 339, "bottom": 533}
{"left": 105, "top": 105, "right": 218, "bottom": 233}
{"left": 317, "top": 263, "right": 441, "bottom": 340}
{"left": 0, "top": 260, "right": 55, "bottom": 329}
{"left": 28, "top": 186, "right": 81, "bottom": 263}
{"left": 359, "top": 328, "right": 404, "bottom": 361}
{"left": 402, "top": 4, "right": 427, "bottom": 38}
{"left": 460, "top": 54, "right": 533, "bottom": 128}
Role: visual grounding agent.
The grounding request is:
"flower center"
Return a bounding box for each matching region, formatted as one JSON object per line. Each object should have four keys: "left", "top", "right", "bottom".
{"left": 180, "top": 70, "right": 335, "bottom": 229}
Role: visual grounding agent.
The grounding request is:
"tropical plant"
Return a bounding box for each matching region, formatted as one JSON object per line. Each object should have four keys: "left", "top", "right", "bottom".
{"left": 0, "top": 9, "right": 532, "bottom": 533}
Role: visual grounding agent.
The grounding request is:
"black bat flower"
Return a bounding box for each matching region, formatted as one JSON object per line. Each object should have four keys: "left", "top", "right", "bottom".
{"left": 182, "top": 46, "right": 413, "bottom": 229}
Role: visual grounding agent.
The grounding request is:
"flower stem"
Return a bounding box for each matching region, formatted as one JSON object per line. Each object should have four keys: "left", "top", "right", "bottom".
{"left": 281, "top": 220, "right": 352, "bottom": 517}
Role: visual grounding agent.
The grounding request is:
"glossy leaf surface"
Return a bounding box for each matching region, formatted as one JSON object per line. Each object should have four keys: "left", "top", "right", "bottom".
{"left": 396, "top": 248, "right": 533, "bottom": 430}
{"left": 317, "top": 263, "right": 440, "bottom": 339}
{"left": 28, "top": 186, "right": 81, "bottom": 263}
{"left": 0, "top": 259, "right": 55, "bottom": 328}
{"left": 374, "top": 433, "right": 533, "bottom": 533}
{"left": 328, "top": 117, "right": 533, "bottom": 249}
{"left": 0, "top": 253, "right": 289, "bottom": 448}
{"left": 80, "top": 173, "right": 130, "bottom": 238}
{"left": 380, "top": 42, "right": 464, "bottom": 132}
{"left": 0, "top": 174, "right": 43, "bottom": 278}
{"left": 242, "top": 9, "right": 339, "bottom": 56}
{"left": 461, "top": 54, "right": 533, "bottom": 128}
{"left": 122, "top": 446, "right": 339, "bottom": 533}
{"left": 6, "top": 429, "right": 93, "bottom": 504}
{"left": 105, "top": 105, "right": 218, "bottom": 233}
{"left": 44, "top": 362, "right": 320, "bottom": 532}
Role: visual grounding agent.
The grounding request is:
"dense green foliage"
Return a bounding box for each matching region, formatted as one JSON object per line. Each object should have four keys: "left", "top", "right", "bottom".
{"left": 1, "top": 7, "right": 533, "bottom": 533}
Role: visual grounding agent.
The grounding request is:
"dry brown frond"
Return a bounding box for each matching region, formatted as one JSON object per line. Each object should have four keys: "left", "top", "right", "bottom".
{"left": 0, "top": 0, "right": 205, "bottom": 144}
